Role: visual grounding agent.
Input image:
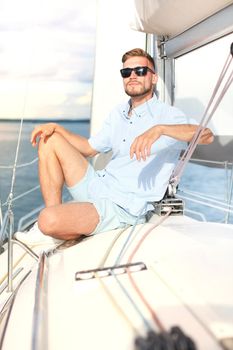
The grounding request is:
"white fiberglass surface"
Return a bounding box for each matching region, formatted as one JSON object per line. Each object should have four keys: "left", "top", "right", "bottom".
{"left": 174, "top": 33, "right": 233, "bottom": 136}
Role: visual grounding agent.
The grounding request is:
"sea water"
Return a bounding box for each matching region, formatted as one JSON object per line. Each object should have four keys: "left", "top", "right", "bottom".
{"left": 0, "top": 120, "right": 232, "bottom": 231}
{"left": 0, "top": 120, "right": 90, "bottom": 230}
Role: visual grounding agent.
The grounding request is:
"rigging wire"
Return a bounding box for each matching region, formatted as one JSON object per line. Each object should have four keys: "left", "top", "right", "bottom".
{"left": 178, "top": 188, "right": 233, "bottom": 211}
{"left": 6, "top": 120, "right": 24, "bottom": 210}
{"left": 6, "top": 78, "right": 29, "bottom": 216}
{"left": 178, "top": 192, "right": 233, "bottom": 214}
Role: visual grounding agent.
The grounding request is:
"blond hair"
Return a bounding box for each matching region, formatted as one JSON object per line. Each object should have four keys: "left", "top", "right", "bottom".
{"left": 122, "top": 48, "right": 155, "bottom": 70}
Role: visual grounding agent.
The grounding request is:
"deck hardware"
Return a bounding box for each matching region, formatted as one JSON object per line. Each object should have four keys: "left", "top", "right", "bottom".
{"left": 75, "top": 262, "right": 147, "bottom": 281}
{"left": 157, "top": 36, "right": 168, "bottom": 59}
{"left": 0, "top": 268, "right": 24, "bottom": 295}
{"left": 12, "top": 239, "right": 39, "bottom": 260}
{"left": 135, "top": 326, "right": 196, "bottom": 350}
{"left": 152, "top": 198, "right": 184, "bottom": 216}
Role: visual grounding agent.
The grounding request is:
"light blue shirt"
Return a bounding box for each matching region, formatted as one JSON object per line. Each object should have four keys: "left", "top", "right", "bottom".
{"left": 88, "top": 95, "right": 196, "bottom": 216}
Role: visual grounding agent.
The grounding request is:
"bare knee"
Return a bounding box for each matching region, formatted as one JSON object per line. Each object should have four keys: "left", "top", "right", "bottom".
{"left": 38, "top": 132, "right": 64, "bottom": 159}
{"left": 38, "top": 208, "right": 58, "bottom": 237}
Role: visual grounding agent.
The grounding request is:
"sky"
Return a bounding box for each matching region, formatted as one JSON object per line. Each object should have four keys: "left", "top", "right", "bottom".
{"left": 0, "top": 0, "right": 96, "bottom": 120}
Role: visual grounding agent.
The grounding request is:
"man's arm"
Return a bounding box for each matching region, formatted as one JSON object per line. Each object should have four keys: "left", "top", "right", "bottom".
{"left": 31, "top": 123, "right": 98, "bottom": 158}
{"left": 130, "top": 124, "right": 214, "bottom": 161}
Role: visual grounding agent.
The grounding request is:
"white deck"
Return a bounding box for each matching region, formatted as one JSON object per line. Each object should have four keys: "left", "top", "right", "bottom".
{"left": 1, "top": 214, "right": 233, "bottom": 349}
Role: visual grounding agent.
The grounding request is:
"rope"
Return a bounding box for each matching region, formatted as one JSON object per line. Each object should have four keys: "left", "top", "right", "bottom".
{"left": 94, "top": 210, "right": 155, "bottom": 333}
{"left": 98, "top": 226, "right": 130, "bottom": 267}
{"left": 111, "top": 271, "right": 152, "bottom": 331}
{"left": 94, "top": 225, "right": 152, "bottom": 334}
{"left": 126, "top": 210, "right": 172, "bottom": 331}
{"left": 94, "top": 204, "right": 174, "bottom": 333}
{"left": 93, "top": 272, "right": 140, "bottom": 334}
{"left": 170, "top": 46, "right": 233, "bottom": 188}
{"left": 95, "top": 208, "right": 172, "bottom": 334}
{"left": 114, "top": 204, "right": 147, "bottom": 266}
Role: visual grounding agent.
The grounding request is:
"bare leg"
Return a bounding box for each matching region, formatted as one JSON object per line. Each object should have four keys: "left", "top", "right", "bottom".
{"left": 38, "top": 202, "right": 100, "bottom": 239}
{"left": 38, "top": 132, "right": 89, "bottom": 207}
{"left": 37, "top": 132, "right": 100, "bottom": 238}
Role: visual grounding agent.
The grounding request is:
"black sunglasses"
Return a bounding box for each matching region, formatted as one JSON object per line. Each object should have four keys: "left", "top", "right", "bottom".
{"left": 120, "top": 66, "right": 155, "bottom": 78}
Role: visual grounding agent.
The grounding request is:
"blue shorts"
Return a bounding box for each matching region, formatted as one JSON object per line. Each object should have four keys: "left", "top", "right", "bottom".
{"left": 67, "top": 164, "right": 146, "bottom": 235}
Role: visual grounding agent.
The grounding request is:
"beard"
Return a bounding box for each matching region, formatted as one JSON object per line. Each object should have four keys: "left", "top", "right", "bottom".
{"left": 125, "top": 83, "right": 152, "bottom": 97}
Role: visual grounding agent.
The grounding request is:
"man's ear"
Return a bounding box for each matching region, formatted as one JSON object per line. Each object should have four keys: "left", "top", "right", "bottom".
{"left": 152, "top": 73, "right": 158, "bottom": 85}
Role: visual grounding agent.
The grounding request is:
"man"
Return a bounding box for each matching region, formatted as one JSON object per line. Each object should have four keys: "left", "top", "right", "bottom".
{"left": 15, "top": 48, "right": 214, "bottom": 244}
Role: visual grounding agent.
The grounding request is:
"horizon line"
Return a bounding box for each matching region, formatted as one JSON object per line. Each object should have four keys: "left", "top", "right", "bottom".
{"left": 0, "top": 117, "right": 90, "bottom": 122}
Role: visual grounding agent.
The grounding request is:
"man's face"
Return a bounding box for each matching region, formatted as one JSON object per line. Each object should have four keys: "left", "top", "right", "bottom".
{"left": 122, "top": 56, "right": 157, "bottom": 98}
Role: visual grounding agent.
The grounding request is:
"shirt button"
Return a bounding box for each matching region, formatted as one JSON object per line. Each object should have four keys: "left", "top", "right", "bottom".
{"left": 130, "top": 121, "right": 132, "bottom": 124}
{"left": 123, "top": 139, "right": 126, "bottom": 142}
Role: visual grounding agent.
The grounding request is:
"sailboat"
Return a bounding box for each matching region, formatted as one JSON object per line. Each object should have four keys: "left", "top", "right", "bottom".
{"left": 0, "top": 1, "right": 233, "bottom": 349}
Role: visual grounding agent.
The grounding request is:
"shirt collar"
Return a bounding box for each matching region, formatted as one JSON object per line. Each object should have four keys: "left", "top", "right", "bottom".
{"left": 122, "top": 93, "right": 158, "bottom": 119}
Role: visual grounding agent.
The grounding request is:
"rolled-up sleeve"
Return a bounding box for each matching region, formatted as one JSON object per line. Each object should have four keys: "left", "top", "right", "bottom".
{"left": 88, "top": 115, "right": 112, "bottom": 153}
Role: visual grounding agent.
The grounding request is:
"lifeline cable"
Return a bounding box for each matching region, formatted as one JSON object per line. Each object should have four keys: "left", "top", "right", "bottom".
{"left": 179, "top": 188, "right": 233, "bottom": 211}
{"left": 1, "top": 185, "right": 40, "bottom": 208}
{"left": 170, "top": 43, "right": 233, "bottom": 189}
{"left": 0, "top": 157, "right": 38, "bottom": 169}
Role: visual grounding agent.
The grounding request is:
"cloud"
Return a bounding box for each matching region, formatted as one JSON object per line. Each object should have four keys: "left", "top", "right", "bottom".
{"left": 0, "top": 0, "right": 96, "bottom": 119}
{"left": 0, "top": 0, "right": 96, "bottom": 32}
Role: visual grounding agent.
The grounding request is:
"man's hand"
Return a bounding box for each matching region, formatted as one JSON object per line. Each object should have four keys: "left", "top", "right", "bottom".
{"left": 31, "top": 123, "right": 57, "bottom": 147}
{"left": 130, "top": 123, "right": 214, "bottom": 161}
{"left": 130, "top": 125, "right": 162, "bottom": 161}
